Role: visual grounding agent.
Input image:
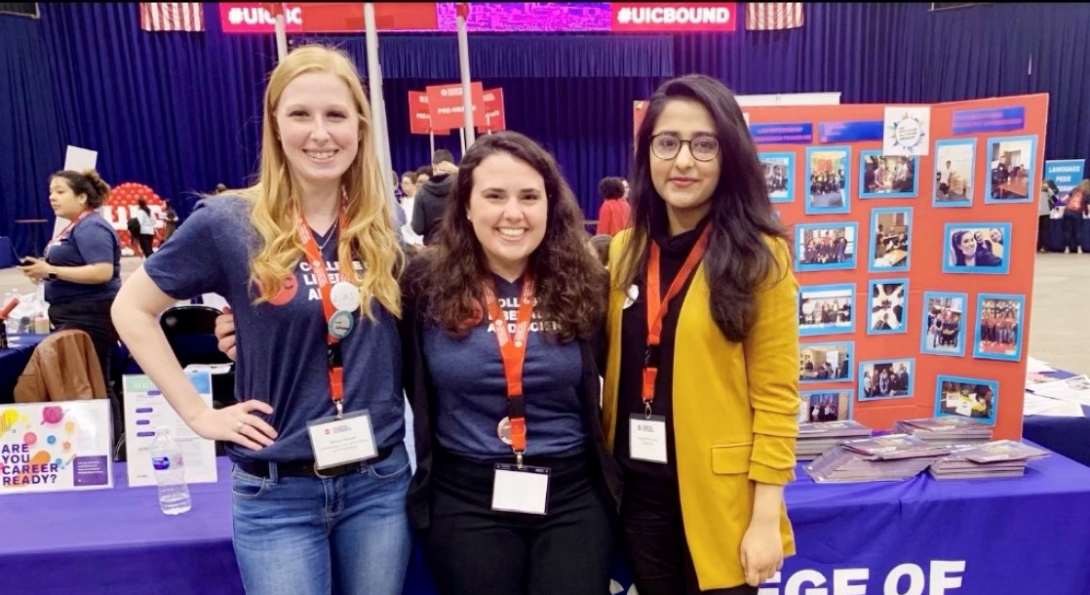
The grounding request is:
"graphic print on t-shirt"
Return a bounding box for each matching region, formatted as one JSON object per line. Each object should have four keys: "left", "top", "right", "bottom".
{"left": 486, "top": 295, "right": 562, "bottom": 335}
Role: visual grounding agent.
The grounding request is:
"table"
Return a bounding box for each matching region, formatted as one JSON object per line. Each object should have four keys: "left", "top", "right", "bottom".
{"left": 0, "top": 334, "right": 47, "bottom": 404}
{"left": 1022, "top": 367, "right": 1090, "bottom": 467}
{"left": 0, "top": 236, "right": 17, "bottom": 268}
{"left": 3, "top": 447, "right": 1090, "bottom": 595}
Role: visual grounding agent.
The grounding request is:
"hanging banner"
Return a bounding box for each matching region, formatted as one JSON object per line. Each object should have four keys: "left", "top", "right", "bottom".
{"left": 478, "top": 88, "right": 507, "bottom": 133}
{"left": 426, "top": 82, "right": 486, "bottom": 131}
{"left": 610, "top": 2, "right": 737, "bottom": 32}
{"left": 0, "top": 401, "right": 113, "bottom": 494}
{"left": 219, "top": 2, "right": 438, "bottom": 33}
{"left": 1044, "top": 159, "right": 1085, "bottom": 201}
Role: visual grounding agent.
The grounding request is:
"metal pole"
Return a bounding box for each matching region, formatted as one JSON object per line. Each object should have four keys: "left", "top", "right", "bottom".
{"left": 456, "top": 6, "right": 475, "bottom": 147}
{"left": 363, "top": 3, "right": 396, "bottom": 216}
{"left": 274, "top": 4, "right": 287, "bottom": 61}
{"left": 429, "top": 131, "right": 435, "bottom": 157}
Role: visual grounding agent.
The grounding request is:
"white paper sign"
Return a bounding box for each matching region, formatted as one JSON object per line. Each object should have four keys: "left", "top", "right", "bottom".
{"left": 884, "top": 106, "right": 931, "bottom": 156}
{"left": 0, "top": 400, "right": 113, "bottom": 495}
{"left": 55, "top": 145, "right": 101, "bottom": 238}
{"left": 123, "top": 372, "right": 218, "bottom": 488}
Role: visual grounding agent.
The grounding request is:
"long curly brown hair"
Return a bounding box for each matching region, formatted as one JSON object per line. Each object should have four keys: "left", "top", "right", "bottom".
{"left": 418, "top": 132, "right": 606, "bottom": 343}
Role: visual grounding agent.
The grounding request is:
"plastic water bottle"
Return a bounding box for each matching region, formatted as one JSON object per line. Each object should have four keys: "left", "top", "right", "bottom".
{"left": 151, "top": 427, "right": 192, "bottom": 515}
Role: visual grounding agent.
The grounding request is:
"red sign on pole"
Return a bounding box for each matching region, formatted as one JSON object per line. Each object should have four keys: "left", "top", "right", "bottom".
{"left": 426, "top": 82, "right": 486, "bottom": 131}
{"left": 408, "top": 91, "right": 449, "bottom": 135}
{"left": 478, "top": 88, "right": 506, "bottom": 133}
{"left": 634, "top": 100, "right": 649, "bottom": 134}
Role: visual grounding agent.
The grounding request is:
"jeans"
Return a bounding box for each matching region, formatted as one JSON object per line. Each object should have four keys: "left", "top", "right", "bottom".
{"left": 231, "top": 442, "right": 413, "bottom": 595}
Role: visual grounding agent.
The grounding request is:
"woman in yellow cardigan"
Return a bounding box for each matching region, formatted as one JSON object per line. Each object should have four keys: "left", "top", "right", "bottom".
{"left": 603, "top": 74, "right": 800, "bottom": 595}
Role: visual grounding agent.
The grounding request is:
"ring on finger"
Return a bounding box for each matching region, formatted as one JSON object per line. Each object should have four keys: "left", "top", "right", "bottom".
{"left": 235, "top": 421, "right": 246, "bottom": 432}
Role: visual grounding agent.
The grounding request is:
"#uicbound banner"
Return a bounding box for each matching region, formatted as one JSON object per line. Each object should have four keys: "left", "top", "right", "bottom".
{"left": 0, "top": 400, "right": 113, "bottom": 494}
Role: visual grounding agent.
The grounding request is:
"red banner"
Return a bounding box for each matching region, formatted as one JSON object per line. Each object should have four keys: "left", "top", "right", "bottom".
{"left": 611, "top": 2, "right": 737, "bottom": 32}
{"left": 219, "top": 3, "right": 437, "bottom": 33}
{"left": 478, "top": 88, "right": 506, "bottom": 133}
{"left": 426, "top": 82, "right": 486, "bottom": 131}
{"left": 409, "top": 91, "right": 450, "bottom": 135}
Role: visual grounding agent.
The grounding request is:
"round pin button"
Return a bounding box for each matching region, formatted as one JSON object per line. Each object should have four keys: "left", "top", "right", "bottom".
{"left": 623, "top": 284, "right": 639, "bottom": 309}
{"left": 330, "top": 282, "right": 361, "bottom": 312}
{"left": 496, "top": 416, "right": 513, "bottom": 446}
{"left": 328, "top": 309, "right": 356, "bottom": 340}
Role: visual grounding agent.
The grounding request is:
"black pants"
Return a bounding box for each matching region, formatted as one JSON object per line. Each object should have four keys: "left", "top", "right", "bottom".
{"left": 138, "top": 233, "right": 154, "bottom": 258}
{"left": 423, "top": 449, "right": 615, "bottom": 595}
{"left": 622, "top": 482, "right": 758, "bottom": 595}
{"left": 1037, "top": 215, "right": 1050, "bottom": 251}
{"left": 48, "top": 299, "right": 121, "bottom": 439}
{"left": 1062, "top": 212, "right": 1082, "bottom": 253}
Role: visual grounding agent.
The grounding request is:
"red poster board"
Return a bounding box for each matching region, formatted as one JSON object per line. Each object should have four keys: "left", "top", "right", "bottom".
{"left": 735, "top": 94, "right": 1046, "bottom": 441}
{"left": 478, "top": 88, "right": 506, "bottom": 133}
{"left": 408, "top": 91, "right": 448, "bottom": 135}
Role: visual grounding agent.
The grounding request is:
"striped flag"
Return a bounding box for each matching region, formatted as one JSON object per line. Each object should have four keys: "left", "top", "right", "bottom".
{"left": 139, "top": 3, "right": 204, "bottom": 32}
{"left": 746, "top": 2, "right": 804, "bottom": 30}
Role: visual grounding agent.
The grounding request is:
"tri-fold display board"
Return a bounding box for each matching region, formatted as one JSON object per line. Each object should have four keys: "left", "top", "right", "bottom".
{"left": 745, "top": 94, "right": 1047, "bottom": 440}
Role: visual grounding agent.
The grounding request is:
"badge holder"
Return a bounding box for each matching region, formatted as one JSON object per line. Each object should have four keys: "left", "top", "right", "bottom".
{"left": 492, "top": 463, "right": 550, "bottom": 516}
{"left": 307, "top": 407, "right": 378, "bottom": 476}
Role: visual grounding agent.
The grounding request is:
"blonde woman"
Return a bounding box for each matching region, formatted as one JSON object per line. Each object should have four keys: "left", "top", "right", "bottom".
{"left": 111, "top": 46, "right": 410, "bottom": 595}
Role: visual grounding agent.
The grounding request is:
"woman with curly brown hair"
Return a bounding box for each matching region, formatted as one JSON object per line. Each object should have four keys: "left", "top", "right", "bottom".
{"left": 400, "top": 131, "right": 621, "bottom": 594}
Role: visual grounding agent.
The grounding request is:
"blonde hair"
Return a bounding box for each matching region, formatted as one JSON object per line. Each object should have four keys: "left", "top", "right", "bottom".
{"left": 247, "top": 44, "right": 402, "bottom": 319}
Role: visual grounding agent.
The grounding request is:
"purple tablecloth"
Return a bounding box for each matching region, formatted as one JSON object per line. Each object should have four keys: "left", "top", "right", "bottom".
{"left": 3, "top": 449, "right": 1090, "bottom": 594}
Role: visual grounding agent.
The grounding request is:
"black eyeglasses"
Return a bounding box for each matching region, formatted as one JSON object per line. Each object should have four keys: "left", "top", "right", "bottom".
{"left": 650, "top": 133, "right": 720, "bottom": 162}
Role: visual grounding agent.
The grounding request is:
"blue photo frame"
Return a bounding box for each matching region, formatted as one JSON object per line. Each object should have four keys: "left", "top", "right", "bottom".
{"left": 869, "top": 207, "right": 913, "bottom": 273}
{"left": 804, "top": 146, "right": 851, "bottom": 215}
{"left": 798, "top": 283, "right": 856, "bottom": 337}
{"left": 935, "top": 375, "right": 999, "bottom": 425}
{"left": 799, "top": 389, "right": 855, "bottom": 423}
{"left": 920, "top": 291, "right": 968, "bottom": 357}
{"left": 760, "top": 151, "right": 795, "bottom": 204}
{"left": 984, "top": 134, "right": 1038, "bottom": 204}
{"left": 933, "top": 139, "right": 976, "bottom": 208}
{"left": 858, "top": 358, "right": 915, "bottom": 401}
{"left": 795, "top": 222, "right": 858, "bottom": 272}
{"left": 799, "top": 341, "right": 855, "bottom": 384}
{"left": 942, "top": 222, "right": 1012, "bottom": 274}
{"left": 858, "top": 150, "right": 919, "bottom": 198}
{"left": 973, "top": 293, "right": 1025, "bottom": 362}
{"left": 866, "top": 278, "right": 909, "bottom": 336}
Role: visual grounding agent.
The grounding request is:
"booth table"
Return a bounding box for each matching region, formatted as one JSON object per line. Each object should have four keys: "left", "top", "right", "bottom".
{"left": 0, "top": 236, "right": 17, "bottom": 268}
{"left": 3, "top": 448, "right": 1090, "bottom": 595}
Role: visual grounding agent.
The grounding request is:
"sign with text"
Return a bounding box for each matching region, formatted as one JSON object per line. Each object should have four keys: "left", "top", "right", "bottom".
{"left": 479, "top": 88, "right": 507, "bottom": 132}
{"left": 426, "top": 82, "right": 486, "bottom": 131}
{"left": 951, "top": 106, "right": 1026, "bottom": 135}
{"left": 819, "top": 121, "right": 884, "bottom": 143}
{"left": 123, "top": 373, "right": 218, "bottom": 488}
{"left": 408, "top": 91, "right": 449, "bottom": 135}
{"left": 219, "top": 3, "right": 437, "bottom": 33}
{"left": 750, "top": 122, "right": 814, "bottom": 144}
{"left": 1044, "top": 159, "right": 1085, "bottom": 200}
{"left": 0, "top": 401, "right": 113, "bottom": 494}
{"left": 611, "top": 2, "right": 737, "bottom": 32}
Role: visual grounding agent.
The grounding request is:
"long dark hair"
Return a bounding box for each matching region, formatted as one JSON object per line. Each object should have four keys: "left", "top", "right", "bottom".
{"left": 138, "top": 198, "right": 151, "bottom": 215}
{"left": 615, "top": 74, "right": 789, "bottom": 342}
{"left": 417, "top": 131, "right": 606, "bottom": 342}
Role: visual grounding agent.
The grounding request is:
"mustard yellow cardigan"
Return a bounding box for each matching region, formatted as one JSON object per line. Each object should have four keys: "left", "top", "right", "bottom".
{"left": 602, "top": 230, "right": 800, "bottom": 591}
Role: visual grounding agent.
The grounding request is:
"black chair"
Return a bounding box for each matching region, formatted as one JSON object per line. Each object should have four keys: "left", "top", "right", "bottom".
{"left": 159, "top": 305, "right": 231, "bottom": 367}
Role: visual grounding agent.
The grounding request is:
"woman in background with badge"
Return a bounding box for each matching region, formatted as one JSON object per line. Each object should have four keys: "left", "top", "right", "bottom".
{"left": 400, "top": 131, "right": 621, "bottom": 594}
{"left": 602, "top": 75, "right": 801, "bottom": 595}
{"left": 111, "top": 45, "right": 412, "bottom": 595}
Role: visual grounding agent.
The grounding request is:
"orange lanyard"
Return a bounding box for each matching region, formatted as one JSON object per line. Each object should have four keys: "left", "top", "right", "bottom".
{"left": 642, "top": 226, "right": 711, "bottom": 413}
{"left": 48, "top": 210, "right": 92, "bottom": 248}
{"left": 297, "top": 210, "right": 348, "bottom": 414}
{"left": 484, "top": 275, "right": 536, "bottom": 461}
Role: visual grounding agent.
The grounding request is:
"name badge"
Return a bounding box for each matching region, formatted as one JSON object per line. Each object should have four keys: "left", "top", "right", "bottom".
{"left": 306, "top": 410, "right": 378, "bottom": 470}
{"left": 629, "top": 414, "right": 668, "bottom": 464}
{"left": 492, "top": 464, "right": 550, "bottom": 515}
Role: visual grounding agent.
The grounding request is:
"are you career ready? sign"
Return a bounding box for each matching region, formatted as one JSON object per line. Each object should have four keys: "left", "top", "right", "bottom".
{"left": 0, "top": 401, "right": 113, "bottom": 494}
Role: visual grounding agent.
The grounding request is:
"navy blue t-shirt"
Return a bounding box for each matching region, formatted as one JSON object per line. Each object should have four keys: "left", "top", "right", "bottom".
{"left": 424, "top": 275, "right": 587, "bottom": 462}
{"left": 44, "top": 213, "right": 121, "bottom": 305}
{"left": 143, "top": 196, "right": 404, "bottom": 463}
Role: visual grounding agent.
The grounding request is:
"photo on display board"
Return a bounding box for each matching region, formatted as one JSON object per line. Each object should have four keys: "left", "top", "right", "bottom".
{"left": 859, "top": 150, "right": 919, "bottom": 198}
{"left": 920, "top": 291, "right": 968, "bottom": 357}
{"left": 805, "top": 146, "right": 851, "bottom": 215}
{"left": 760, "top": 151, "right": 795, "bottom": 203}
{"left": 942, "top": 222, "right": 1011, "bottom": 274}
{"left": 973, "top": 293, "right": 1025, "bottom": 362}
{"left": 798, "top": 390, "right": 854, "bottom": 423}
{"left": 933, "top": 139, "right": 976, "bottom": 207}
{"left": 985, "top": 134, "right": 1038, "bottom": 204}
{"left": 798, "top": 283, "right": 856, "bottom": 336}
{"left": 867, "top": 279, "right": 908, "bottom": 335}
{"left": 935, "top": 375, "right": 998, "bottom": 425}
{"left": 799, "top": 341, "right": 854, "bottom": 384}
{"left": 869, "top": 207, "right": 912, "bottom": 272}
{"left": 858, "top": 358, "right": 914, "bottom": 401}
{"left": 795, "top": 222, "right": 857, "bottom": 272}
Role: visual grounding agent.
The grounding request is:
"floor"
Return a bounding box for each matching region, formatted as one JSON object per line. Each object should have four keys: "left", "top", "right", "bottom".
{"left": 2, "top": 252, "right": 1088, "bottom": 375}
